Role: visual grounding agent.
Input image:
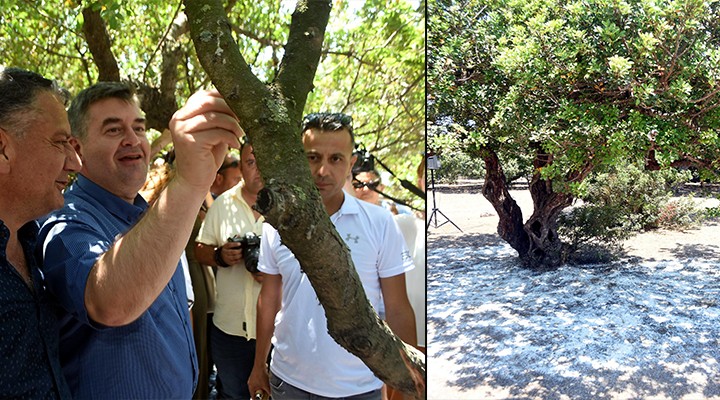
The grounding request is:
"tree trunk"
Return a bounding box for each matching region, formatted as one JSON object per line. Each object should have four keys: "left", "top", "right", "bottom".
{"left": 480, "top": 147, "right": 530, "bottom": 256}
{"left": 481, "top": 146, "right": 595, "bottom": 269}
{"left": 81, "top": 6, "right": 120, "bottom": 82}
{"left": 523, "top": 173, "right": 573, "bottom": 268}
{"left": 184, "top": 0, "right": 425, "bottom": 397}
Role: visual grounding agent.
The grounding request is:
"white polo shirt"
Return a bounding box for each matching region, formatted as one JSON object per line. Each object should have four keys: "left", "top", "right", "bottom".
{"left": 259, "top": 192, "right": 414, "bottom": 397}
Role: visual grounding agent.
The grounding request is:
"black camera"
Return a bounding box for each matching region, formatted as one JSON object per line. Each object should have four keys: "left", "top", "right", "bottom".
{"left": 352, "top": 146, "right": 375, "bottom": 174}
{"left": 227, "top": 232, "right": 261, "bottom": 274}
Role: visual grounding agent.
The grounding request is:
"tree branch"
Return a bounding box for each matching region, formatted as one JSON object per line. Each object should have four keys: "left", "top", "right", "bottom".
{"left": 136, "top": 3, "right": 188, "bottom": 132}
{"left": 81, "top": 6, "right": 120, "bottom": 82}
{"left": 274, "top": 0, "right": 332, "bottom": 122}
{"left": 142, "top": 0, "right": 185, "bottom": 83}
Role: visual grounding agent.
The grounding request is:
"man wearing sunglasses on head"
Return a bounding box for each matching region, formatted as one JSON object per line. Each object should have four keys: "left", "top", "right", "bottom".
{"left": 249, "top": 112, "right": 417, "bottom": 400}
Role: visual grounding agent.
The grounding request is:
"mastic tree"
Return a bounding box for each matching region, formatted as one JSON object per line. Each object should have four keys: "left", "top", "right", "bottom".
{"left": 1, "top": 0, "right": 425, "bottom": 395}
{"left": 0, "top": 0, "right": 424, "bottom": 210}
{"left": 428, "top": 0, "right": 720, "bottom": 268}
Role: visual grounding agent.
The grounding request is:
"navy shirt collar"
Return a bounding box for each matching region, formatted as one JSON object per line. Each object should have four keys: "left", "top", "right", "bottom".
{"left": 1, "top": 219, "right": 44, "bottom": 294}
{"left": 0, "top": 219, "right": 39, "bottom": 265}
{"left": 0, "top": 219, "right": 39, "bottom": 250}
{"left": 70, "top": 174, "right": 148, "bottom": 224}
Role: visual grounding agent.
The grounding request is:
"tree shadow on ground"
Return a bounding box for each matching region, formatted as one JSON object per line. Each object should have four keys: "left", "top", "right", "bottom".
{"left": 663, "top": 242, "right": 720, "bottom": 259}
{"left": 613, "top": 241, "right": 720, "bottom": 263}
{"left": 427, "top": 232, "right": 505, "bottom": 249}
{"left": 428, "top": 243, "right": 720, "bottom": 399}
{"left": 450, "top": 362, "right": 720, "bottom": 400}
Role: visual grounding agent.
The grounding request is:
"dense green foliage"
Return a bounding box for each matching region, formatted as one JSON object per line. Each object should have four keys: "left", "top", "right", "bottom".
{"left": 429, "top": 0, "right": 720, "bottom": 190}
{"left": 429, "top": 0, "right": 720, "bottom": 265}
{"left": 558, "top": 161, "right": 695, "bottom": 261}
{"left": 1, "top": 0, "right": 424, "bottom": 208}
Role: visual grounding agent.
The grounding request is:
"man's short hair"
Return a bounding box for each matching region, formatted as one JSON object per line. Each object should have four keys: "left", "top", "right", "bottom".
{"left": 217, "top": 155, "right": 240, "bottom": 174}
{"left": 301, "top": 112, "right": 355, "bottom": 148}
{"left": 358, "top": 169, "right": 381, "bottom": 184}
{"left": 0, "top": 66, "right": 69, "bottom": 138}
{"left": 68, "top": 81, "right": 138, "bottom": 141}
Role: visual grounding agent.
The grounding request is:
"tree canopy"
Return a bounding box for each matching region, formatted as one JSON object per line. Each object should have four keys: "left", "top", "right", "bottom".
{"left": 1, "top": 0, "right": 425, "bottom": 209}
{"left": 429, "top": 0, "right": 720, "bottom": 267}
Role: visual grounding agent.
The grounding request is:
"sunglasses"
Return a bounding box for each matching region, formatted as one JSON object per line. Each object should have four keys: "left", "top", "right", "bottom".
{"left": 352, "top": 179, "right": 380, "bottom": 190}
{"left": 302, "top": 113, "right": 353, "bottom": 130}
{"left": 217, "top": 160, "right": 239, "bottom": 173}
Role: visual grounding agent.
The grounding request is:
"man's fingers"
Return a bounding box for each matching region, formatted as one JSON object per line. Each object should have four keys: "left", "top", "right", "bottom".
{"left": 168, "top": 89, "right": 244, "bottom": 189}
{"left": 172, "top": 96, "right": 244, "bottom": 151}
{"left": 176, "top": 110, "right": 243, "bottom": 137}
{"left": 174, "top": 89, "right": 238, "bottom": 121}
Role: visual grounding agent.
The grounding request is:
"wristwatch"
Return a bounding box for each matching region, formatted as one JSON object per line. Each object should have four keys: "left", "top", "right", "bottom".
{"left": 214, "top": 246, "right": 230, "bottom": 267}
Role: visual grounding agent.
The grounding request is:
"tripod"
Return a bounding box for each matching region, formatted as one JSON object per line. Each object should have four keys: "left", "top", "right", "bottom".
{"left": 426, "top": 168, "right": 462, "bottom": 232}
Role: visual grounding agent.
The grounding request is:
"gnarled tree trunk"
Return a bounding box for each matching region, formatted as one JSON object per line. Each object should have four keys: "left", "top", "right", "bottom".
{"left": 523, "top": 174, "right": 573, "bottom": 268}
{"left": 481, "top": 146, "right": 593, "bottom": 269}
{"left": 480, "top": 147, "right": 529, "bottom": 256}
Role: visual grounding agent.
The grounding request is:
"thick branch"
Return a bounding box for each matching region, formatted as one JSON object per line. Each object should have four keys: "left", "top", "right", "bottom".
{"left": 274, "top": 0, "right": 332, "bottom": 122}
{"left": 81, "top": 6, "right": 120, "bottom": 82}
{"left": 480, "top": 146, "right": 530, "bottom": 256}
{"left": 185, "top": 0, "right": 273, "bottom": 130}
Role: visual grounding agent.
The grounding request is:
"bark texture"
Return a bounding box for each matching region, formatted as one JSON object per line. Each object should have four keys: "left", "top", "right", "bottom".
{"left": 185, "top": 0, "right": 426, "bottom": 397}
{"left": 481, "top": 146, "right": 595, "bottom": 269}
{"left": 523, "top": 174, "right": 573, "bottom": 268}
{"left": 81, "top": 6, "right": 120, "bottom": 82}
{"left": 480, "top": 147, "right": 530, "bottom": 257}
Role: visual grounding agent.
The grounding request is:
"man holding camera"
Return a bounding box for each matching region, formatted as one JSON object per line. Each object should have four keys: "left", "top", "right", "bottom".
{"left": 195, "top": 139, "right": 264, "bottom": 400}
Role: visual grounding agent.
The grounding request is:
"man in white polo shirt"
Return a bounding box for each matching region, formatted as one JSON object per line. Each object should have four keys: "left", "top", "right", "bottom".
{"left": 248, "top": 113, "right": 416, "bottom": 399}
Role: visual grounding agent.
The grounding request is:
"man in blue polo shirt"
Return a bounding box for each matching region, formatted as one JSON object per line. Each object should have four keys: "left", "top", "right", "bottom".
{"left": 37, "top": 82, "right": 244, "bottom": 398}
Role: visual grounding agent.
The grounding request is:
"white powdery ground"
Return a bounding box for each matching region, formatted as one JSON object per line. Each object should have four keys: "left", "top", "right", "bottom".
{"left": 428, "top": 243, "right": 720, "bottom": 400}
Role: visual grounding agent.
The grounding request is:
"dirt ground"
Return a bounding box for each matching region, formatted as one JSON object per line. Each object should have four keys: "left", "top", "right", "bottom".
{"left": 426, "top": 180, "right": 720, "bottom": 399}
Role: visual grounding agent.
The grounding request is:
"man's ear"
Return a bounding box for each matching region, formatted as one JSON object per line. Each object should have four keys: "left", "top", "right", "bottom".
{"left": 70, "top": 137, "right": 84, "bottom": 161}
{"left": 349, "top": 154, "right": 358, "bottom": 175}
{"left": 0, "top": 129, "right": 13, "bottom": 174}
{"left": 214, "top": 173, "right": 224, "bottom": 186}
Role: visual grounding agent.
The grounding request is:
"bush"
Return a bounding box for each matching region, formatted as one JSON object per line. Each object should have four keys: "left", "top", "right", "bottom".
{"left": 559, "top": 202, "right": 633, "bottom": 263}
{"left": 656, "top": 197, "right": 700, "bottom": 229}
{"left": 431, "top": 148, "right": 485, "bottom": 183}
{"left": 428, "top": 131, "right": 486, "bottom": 183}
{"left": 558, "top": 161, "right": 693, "bottom": 262}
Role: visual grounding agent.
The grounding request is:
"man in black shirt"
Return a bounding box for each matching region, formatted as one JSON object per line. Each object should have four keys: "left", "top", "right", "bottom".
{"left": 0, "top": 67, "right": 81, "bottom": 398}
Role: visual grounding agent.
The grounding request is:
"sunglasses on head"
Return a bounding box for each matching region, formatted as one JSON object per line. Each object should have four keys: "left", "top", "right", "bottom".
{"left": 217, "top": 160, "right": 239, "bottom": 173}
{"left": 302, "top": 112, "right": 353, "bottom": 130}
{"left": 352, "top": 179, "right": 380, "bottom": 190}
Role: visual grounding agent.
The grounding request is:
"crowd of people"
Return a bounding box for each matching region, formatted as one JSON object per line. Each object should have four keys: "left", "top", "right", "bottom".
{"left": 0, "top": 66, "right": 425, "bottom": 400}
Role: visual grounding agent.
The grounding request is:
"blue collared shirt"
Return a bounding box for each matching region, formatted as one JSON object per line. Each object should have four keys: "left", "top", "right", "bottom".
{"left": 0, "top": 220, "right": 71, "bottom": 399}
{"left": 38, "top": 175, "right": 198, "bottom": 399}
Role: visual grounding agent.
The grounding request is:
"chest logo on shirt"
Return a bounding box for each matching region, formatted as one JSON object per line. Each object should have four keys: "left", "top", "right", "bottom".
{"left": 344, "top": 233, "right": 360, "bottom": 244}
